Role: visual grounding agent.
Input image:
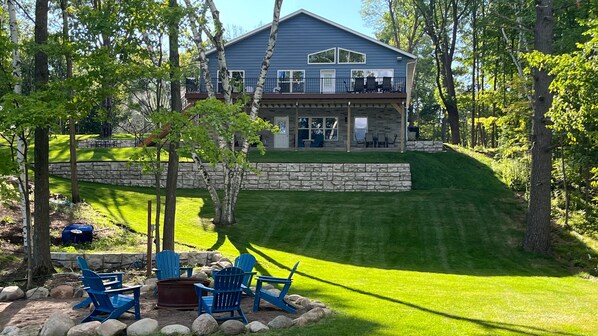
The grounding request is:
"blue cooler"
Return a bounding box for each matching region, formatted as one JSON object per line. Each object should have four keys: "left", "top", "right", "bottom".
{"left": 62, "top": 224, "right": 94, "bottom": 244}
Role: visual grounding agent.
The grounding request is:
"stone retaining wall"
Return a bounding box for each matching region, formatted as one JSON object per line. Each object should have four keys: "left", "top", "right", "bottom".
{"left": 406, "top": 140, "right": 444, "bottom": 152}
{"left": 49, "top": 162, "right": 412, "bottom": 192}
{"left": 78, "top": 139, "right": 138, "bottom": 148}
{"left": 51, "top": 251, "right": 219, "bottom": 271}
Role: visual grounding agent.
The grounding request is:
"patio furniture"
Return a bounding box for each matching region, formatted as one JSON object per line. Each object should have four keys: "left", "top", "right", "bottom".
{"left": 310, "top": 133, "right": 324, "bottom": 147}
{"left": 366, "top": 77, "right": 377, "bottom": 92}
{"left": 387, "top": 134, "right": 398, "bottom": 146}
{"left": 234, "top": 253, "right": 257, "bottom": 296}
{"left": 73, "top": 256, "right": 123, "bottom": 309}
{"left": 194, "top": 267, "right": 247, "bottom": 323}
{"left": 153, "top": 250, "right": 193, "bottom": 281}
{"left": 365, "top": 133, "right": 375, "bottom": 148}
{"left": 253, "top": 261, "right": 300, "bottom": 313}
{"left": 80, "top": 269, "right": 141, "bottom": 323}
{"left": 354, "top": 77, "right": 365, "bottom": 93}
{"left": 382, "top": 77, "right": 392, "bottom": 92}
{"left": 377, "top": 133, "right": 388, "bottom": 148}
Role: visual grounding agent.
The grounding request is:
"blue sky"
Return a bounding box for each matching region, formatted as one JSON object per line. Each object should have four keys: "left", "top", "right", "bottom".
{"left": 213, "top": 0, "right": 375, "bottom": 37}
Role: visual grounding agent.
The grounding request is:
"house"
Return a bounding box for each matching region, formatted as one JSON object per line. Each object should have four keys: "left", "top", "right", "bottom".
{"left": 185, "top": 9, "right": 416, "bottom": 152}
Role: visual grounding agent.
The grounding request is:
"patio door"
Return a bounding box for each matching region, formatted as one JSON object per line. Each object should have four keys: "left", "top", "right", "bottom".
{"left": 273, "top": 116, "right": 289, "bottom": 148}
{"left": 320, "top": 70, "right": 336, "bottom": 94}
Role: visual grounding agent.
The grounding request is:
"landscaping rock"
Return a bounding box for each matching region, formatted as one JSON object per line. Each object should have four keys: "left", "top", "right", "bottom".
{"left": 160, "top": 324, "right": 191, "bottom": 336}
{"left": 322, "top": 308, "right": 333, "bottom": 316}
{"left": 39, "top": 312, "right": 75, "bottom": 336}
{"left": 191, "top": 314, "right": 219, "bottom": 336}
{"left": 310, "top": 300, "right": 327, "bottom": 308}
{"left": 266, "top": 288, "right": 281, "bottom": 297}
{"left": 0, "top": 286, "right": 24, "bottom": 301}
{"left": 144, "top": 278, "right": 158, "bottom": 286}
{"left": 200, "top": 267, "right": 212, "bottom": 277}
{"left": 220, "top": 320, "right": 244, "bottom": 335}
{"left": 1, "top": 326, "right": 20, "bottom": 336}
{"left": 66, "top": 321, "right": 100, "bottom": 336}
{"left": 302, "top": 307, "right": 326, "bottom": 323}
{"left": 245, "top": 321, "right": 269, "bottom": 333}
{"left": 50, "top": 285, "right": 74, "bottom": 299}
{"left": 192, "top": 271, "right": 209, "bottom": 282}
{"left": 16, "top": 326, "right": 40, "bottom": 336}
{"left": 26, "top": 287, "right": 49, "bottom": 299}
{"left": 73, "top": 287, "right": 85, "bottom": 298}
{"left": 126, "top": 318, "right": 159, "bottom": 336}
{"left": 287, "top": 294, "right": 303, "bottom": 302}
{"left": 140, "top": 285, "right": 154, "bottom": 293}
{"left": 96, "top": 319, "right": 127, "bottom": 336}
{"left": 292, "top": 316, "right": 310, "bottom": 327}
{"left": 267, "top": 316, "right": 293, "bottom": 330}
{"left": 210, "top": 252, "right": 222, "bottom": 262}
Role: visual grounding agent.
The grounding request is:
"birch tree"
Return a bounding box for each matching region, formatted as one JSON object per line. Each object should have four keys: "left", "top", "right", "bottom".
{"left": 177, "top": 0, "right": 283, "bottom": 225}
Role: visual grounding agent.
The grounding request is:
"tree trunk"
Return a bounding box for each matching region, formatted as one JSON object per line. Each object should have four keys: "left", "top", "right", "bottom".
{"left": 163, "top": 0, "right": 182, "bottom": 250}
{"left": 523, "top": 0, "right": 554, "bottom": 254}
{"left": 61, "top": 0, "right": 80, "bottom": 204}
{"left": 154, "top": 147, "right": 161, "bottom": 253}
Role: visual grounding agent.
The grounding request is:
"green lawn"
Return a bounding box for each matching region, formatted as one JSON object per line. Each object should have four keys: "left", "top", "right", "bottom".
{"left": 49, "top": 149, "right": 598, "bottom": 335}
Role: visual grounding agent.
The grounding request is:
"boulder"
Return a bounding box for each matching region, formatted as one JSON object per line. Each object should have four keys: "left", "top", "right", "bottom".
{"left": 0, "top": 326, "right": 20, "bottom": 336}
{"left": 210, "top": 252, "right": 222, "bottom": 262}
{"left": 39, "top": 312, "right": 75, "bottom": 336}
{"left": 144, "top": 278, "right": 158, "bottom": 286}
{"left": 322, "top": 308, "right": 334, "bottom": 316}
{"left": 0, "top": 286, "right": 25, "bottom": 301}
{"left": 160, "top": 325, "right": 190, "bottom": 336}
{"left": 66, "top": 321, "right": 100, "bottom": 336}
{"left": 245, "top": 321, "right": 269, "bottom": 333}
{"left": 200, "top": 266, "right": 212, "bottom": 277}
{"left": 96, "top": 319, "right": 127, "bottom": 336}
{"left": 310, "top": 300, "right": 326, "bottom": 308}
{"left": 301, "top": 307, "right": 325, "bottom": 323}
{"left": 191, "top": 271, "right": 209, "bottom": 282}
{"left": 267, "top": 316, "right": 293, "bottom": 330}
{"left": 220, "top": 320, "right": 244, "bottom": 335}
{"left": 191, "top": 314, "right": 218, "bottom": 336}
{"left": 292, "top": 316, "right": 310, "bottom": 327}
{"left": 16, "top": 326, "right": 40, "bottom": 336}
{"left": 140, "top": 285, "right": 154, "bottom": 294}
{"left": 286, "top": 294, "right": 303, "bottom": 302}
{"left": 50, "top": 285, "right": 75, "bottom": 299}
{"left": 126, "top": 318, "right": 159, "bottom": 336}
{"left": 26, "top": 287, "right": 49, "bottom": 300}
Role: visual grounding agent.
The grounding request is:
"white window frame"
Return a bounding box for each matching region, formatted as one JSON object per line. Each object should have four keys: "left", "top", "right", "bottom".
{"left": 307, "top": 48, "right": 336, "bottom": 64}
{"left": 338, "top": 48, "right": 366, "bottom": 64}
{"left": 277, "top": 70, "right": 305, "bottom": 93}
{"left": 216, "top": 70, "right": 245, "bottom": 92}
{"left": 298, "top": 116, "right": 339, "bottom": 141}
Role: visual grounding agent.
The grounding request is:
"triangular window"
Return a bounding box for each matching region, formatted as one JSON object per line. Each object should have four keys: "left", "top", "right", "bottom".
{"left": 339, "top": 48, "right": 366, "bottom": 64}
{"left": 308, "top": 48, "right": 336, "bottom": 64}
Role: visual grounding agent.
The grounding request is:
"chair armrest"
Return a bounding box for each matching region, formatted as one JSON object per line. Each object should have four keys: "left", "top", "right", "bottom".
{"left": 181, "top": 266, "right": 193, "bottom": 277}
{"left": 194, "top": 283, "right": 214, "bottom": 293}
{"left": 256, "top": 276, "right": 292, "bottom": 285}
{"left": 104, "top": 285, "right": 141, "bottom": 295}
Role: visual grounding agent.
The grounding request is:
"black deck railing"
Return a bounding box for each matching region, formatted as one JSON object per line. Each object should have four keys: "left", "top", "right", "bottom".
{"left": 185, "top": 77, "right": 407, "bottom": 95}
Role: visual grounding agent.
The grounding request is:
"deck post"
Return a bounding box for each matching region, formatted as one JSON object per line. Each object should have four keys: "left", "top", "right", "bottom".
{"left": 346, "top": 101, "right": 351, "bottom": 152}
{"left": 391, "top": 102, "right": 406, "bottom": 153}
{"left": 295, "top": 101, "right": 299, "bottom": 150}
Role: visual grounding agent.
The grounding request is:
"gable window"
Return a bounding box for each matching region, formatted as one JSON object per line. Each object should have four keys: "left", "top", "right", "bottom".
{"left": 277, "top": 70, "right": 305, "bottom": 93}
{"left": 217, "top": 70, "right": 245, "bottom": 93}
{"left": 339, "top": 48, "right": 366, "bottom": 64}
{"left": 308, "top": 48, "right": 336, "bottom": 64}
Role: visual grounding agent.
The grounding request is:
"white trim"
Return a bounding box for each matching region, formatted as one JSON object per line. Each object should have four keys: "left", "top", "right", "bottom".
{"left": 338, "top": 48, "right": 366, "bottom": 64}
{"left": 307, "top": 48, "right": 336, "bottom": 64}
{"left": 205, "top": 9, "right": 416, "bottom": 60}
{"left": 298, "top": 116, "right": 339, "bottom": 141}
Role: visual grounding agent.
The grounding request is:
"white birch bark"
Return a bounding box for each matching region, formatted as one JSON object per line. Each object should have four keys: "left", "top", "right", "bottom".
{"left": 9, "top": 0, "right": 33, "bottom": 288}
{"left": 183, "top": 0, "right": 215, "bottom": 97}
{"left": 206, "top": 0, "right": 232, "bottom": 105}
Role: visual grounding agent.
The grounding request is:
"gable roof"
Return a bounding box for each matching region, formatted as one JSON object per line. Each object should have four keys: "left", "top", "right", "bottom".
{"left": 205, "top": 9, "right": 417, "bottom": 60}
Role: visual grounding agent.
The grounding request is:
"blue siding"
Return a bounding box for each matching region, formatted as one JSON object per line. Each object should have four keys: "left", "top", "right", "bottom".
{"left": 205, "top": 13, "right": 414, "bottom": 83}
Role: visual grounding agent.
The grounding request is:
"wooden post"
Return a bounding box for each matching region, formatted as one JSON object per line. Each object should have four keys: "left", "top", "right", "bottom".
{"left": 146, "top": 200, "right": 153, "bottom": 277}
{"left": 295, "top": 101, "right": 299, "bottom": 149}
{"left": 400, "top": 104, "right": 405, "bottom": 153}
{"left": 346, "top": 101, "right": 351, "bottom": 152}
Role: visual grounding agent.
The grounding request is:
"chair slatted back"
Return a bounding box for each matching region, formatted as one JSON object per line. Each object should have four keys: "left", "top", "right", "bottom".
{"left": 279, "top": 262, "right": 300, "bottom": 297}
{"left": 234, "top": 254, "right": 256, "bottom": 288}
{"left": 354, "top": 77, "right": 364, "bottom": 92}
{"left": 382, "top": 77, "right": 392, "bottom": 91}
{"left": 212, "top": 267, "right": 244, "bottom": 312}
{"left": 155, "top": 250, "right": 180, "bottom": 280}
{"left": 82, "top": 270, "right": 113, "bottom": 311}
{"left": 366, "top": 77, "right": 377, "bottom": 91}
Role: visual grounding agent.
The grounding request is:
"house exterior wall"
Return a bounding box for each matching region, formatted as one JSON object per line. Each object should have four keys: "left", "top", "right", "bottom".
{"left": 204, "top": 13, "right": 414, "bottom": 83}
{"left": 259, "top": 104, "right": 403, "bottom": 148}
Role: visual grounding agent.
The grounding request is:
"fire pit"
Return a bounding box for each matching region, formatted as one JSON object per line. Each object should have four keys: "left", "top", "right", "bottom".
{"left": 156, "top": 278, "right": 210, "bottom": 310}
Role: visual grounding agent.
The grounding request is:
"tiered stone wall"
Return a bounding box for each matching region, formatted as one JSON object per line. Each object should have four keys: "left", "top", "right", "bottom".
{"left": 78, "top": 139, "right": 138, "bottom": 148}
{"left": 49, "top": 162, "right": 411, "bottom": 192}
{"left": 406, "top": 140, "right": 444, "bottom": 152}
{"left": 51, "top": 251, "right": 219, "bottom": 271}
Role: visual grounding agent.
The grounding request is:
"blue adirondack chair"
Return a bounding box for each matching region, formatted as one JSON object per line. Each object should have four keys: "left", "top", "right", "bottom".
{"left": 73, "top": 256, "right": 123, "bottom": 309}
{"left": 234, "top": 253, "right": 257, "bottom": 296}
{"left": 80, "top": 269, "right": 141, "bottom": 323}
{"left": 153, "top": 250, "right": 193, "bottom": 280}
{"left": 253, "top": 261, "right": 300, "bottom": 313}
{"left": 194, "top": 267, "right": 247, "bottom": 323}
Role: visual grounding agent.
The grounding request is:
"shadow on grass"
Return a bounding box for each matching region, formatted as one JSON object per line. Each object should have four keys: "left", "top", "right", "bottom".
{"left": 220, "top": 235, "right": 584, "bottom": 336}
